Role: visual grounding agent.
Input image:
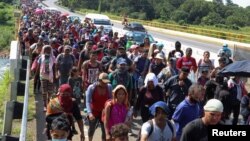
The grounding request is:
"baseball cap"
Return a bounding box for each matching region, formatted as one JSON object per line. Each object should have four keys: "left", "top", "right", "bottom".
{"left": 117, "top": 58, "right": 127, "bottom": 65}
{"left": 204, "top": 99, "right": 224, "bottom": 113}
{"left": 155, "top": 53, "right": 163, "bottom": 60}
{"left": 99, "top": 73, "right": 110, "bottom": 83}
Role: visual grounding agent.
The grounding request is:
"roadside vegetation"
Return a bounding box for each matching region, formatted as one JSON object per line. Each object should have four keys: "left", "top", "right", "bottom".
{"left": 59, "top": 0, "right": 250, "bottom": 36}
{"left": 0, "top": 2, "right": 15, "bottom": 51}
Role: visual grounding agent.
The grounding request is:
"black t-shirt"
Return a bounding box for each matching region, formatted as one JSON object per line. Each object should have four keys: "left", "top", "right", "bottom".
{"left": 180, "top": 118, "right": 208, "bottom": 141}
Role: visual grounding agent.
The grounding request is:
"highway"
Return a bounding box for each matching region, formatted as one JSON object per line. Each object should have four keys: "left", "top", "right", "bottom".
{"left": 43, "top": 0, "right": 221, "bottom": 54}
{"left": 37, "top": 1, "right": 248, "bottom": 141}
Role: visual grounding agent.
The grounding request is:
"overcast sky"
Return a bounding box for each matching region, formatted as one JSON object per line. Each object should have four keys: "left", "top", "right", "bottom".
{"left": 231, "top": 0, "right": 250, "bottom": 8}
{"left": 205, "top": 0, "right": 250, "bottom": 8}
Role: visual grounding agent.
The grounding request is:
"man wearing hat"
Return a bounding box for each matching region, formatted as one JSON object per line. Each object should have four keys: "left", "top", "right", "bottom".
{"left": 164, "top": 67, "right": 192, "bottom": 119}
{"left": 180, "top": 99, "right": 224, "bottom": 141}
{"left": 109, "top": 58, "right": 133, "bottom": 104}
{"left": 86, "top": 73, "right": 112, "bottom": 141}
{"left": 140, "top": 101, "right": 176, "bottom": 141}
{"left": 108, "top": 47, "right": 132, "bottom": 73}
{"left": 149, "top": 53, "right": 166, "bottom": 76}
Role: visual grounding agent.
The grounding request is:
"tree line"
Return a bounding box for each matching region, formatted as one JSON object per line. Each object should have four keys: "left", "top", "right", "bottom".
{"left": 59, "top": 0, "right": 250, "bottom": 29}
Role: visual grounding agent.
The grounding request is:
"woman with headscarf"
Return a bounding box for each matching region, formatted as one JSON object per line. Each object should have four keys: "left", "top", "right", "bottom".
{"left": 46, "top": 84, "right": 85, "bottom": 141}
{"left": 36, "top": 45, "right": 56, "bottom": 111}
{"left": 135, "top": 73, "right": 164, "bottom": 123}
{"left": 103, "top": 85, "right": 130, "bottom": 141}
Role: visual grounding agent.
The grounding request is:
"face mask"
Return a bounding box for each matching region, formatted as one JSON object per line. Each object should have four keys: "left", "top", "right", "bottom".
{"left": 44, "top": 53, "right": 50, "bottom": 57}
{"left": 52, "top": 138, "right": 67, "bottom": 141}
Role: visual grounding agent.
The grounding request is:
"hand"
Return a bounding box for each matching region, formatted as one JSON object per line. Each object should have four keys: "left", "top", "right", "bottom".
{"left": 88, "top": 113, "right": 95, "bottom": 121}
{"left": 80, "top": 133, "right": 85, "bottom": 141}
{"left": 106, "top": 134, "right": 111, "bottom": 141}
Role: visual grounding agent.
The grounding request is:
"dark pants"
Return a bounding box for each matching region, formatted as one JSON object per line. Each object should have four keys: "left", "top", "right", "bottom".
{"left": 230, "top": 102, "right": 240, "bottom": 125}
{"left": 141, "top": 106, "right": 151, "bottom": 123}
{"left": 33, "top": 74, "right": 40, "bottom": 93}
{"left": 88, "top": 117, "right": 106, "bottom": 140}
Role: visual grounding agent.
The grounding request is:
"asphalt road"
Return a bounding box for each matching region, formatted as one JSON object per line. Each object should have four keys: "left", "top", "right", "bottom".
{"left": 39, "top": 1, "right": 239, "bottom": 141}
{"left": 43, "top": 0, "right": 221, "bottom": 54}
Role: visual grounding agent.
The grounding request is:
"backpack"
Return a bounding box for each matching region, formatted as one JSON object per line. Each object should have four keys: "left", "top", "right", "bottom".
{"left": 137, "top": 119, "right": 174, "bottom": 141}
{"left": 101, "top": 99, "right": 114, "bottom": 123}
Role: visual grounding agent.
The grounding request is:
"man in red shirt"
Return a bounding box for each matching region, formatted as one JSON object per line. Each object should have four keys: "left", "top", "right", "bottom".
{"left": 176, "top": 48, "right": 197, "bottom": 73}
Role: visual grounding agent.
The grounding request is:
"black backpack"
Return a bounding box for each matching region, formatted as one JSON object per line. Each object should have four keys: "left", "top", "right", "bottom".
{"left": 137, "top": 119, "right": 174, "bottom": 141}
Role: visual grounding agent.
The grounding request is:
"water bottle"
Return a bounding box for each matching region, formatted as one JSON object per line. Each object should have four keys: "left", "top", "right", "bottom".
{"left": 125, "top": 106, "right": 134, "bottom": 122}
{"left": 138, "top": 76, "right": 144, "bottom": 89}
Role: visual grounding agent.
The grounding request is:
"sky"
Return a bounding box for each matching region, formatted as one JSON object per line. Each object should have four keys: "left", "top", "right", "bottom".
{"left": 205, "top": 0, "right": 250, "bottom": 8}
{"left": 231, "top": 0, "right": 250, "bottom": 8}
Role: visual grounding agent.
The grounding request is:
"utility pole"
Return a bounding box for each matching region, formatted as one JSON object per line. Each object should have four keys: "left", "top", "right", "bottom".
{"left": 98, "top": 0, "right": 102, "bottom": 13}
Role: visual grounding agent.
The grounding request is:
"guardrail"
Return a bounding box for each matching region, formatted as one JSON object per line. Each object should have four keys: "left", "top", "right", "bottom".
{"left": 19, "top": 60, "right": 30, "bottom": 141}
{"left": 76, "top": 9, "right": 250, "bottom": 43}
{"left": 1, "top": 9, "right": 30, "bottom": 141}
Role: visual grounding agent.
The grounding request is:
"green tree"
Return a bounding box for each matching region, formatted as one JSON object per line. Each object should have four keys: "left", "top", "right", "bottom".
{"left": 180, "top": 0, "right": 211, "bottom": 24}
{"left": 201, "top": 12, "right": 224, "bottom": 25}
{"left": 171, "top": 10, "right": 188, "bottom": 23}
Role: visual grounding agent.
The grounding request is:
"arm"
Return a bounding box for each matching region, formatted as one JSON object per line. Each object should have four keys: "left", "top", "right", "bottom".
{"left": 176, "top": 58, "right": 182, "bottom": 70}
{"left": 78, "top": 52, "right": 84, "bottom": 72}
{"left": 140, "top": 122, "right": 151, "bottom": 141}
{"left": 85, "top": 85, "right": 93, "bottom": 116}
{"left": 104, "top": 104, "right": 111, "bottom": 140}
{"left": 192, "top": 58, "right": 198, "bottom": 73}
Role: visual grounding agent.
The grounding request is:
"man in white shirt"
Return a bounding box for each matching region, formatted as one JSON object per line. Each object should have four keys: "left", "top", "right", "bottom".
{"left": 140, "top": 101, "right": 177, "bottom": 141}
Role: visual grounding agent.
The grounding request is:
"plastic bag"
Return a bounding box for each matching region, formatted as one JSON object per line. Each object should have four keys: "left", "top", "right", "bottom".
{"left": 188, "top": 70, "right": 196, "bottom": 83}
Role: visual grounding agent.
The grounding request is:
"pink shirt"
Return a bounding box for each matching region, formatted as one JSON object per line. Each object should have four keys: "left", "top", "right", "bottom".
{"left": 108, "top": 103, "right": 128, "bottom": 132}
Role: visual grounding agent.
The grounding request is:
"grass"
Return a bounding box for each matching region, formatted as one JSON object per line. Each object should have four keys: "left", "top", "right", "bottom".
{"left": 0, "top": 70, "right": 11, "bottom": 123}
{"left": 10, "top": 80, "right": 36, "bottom": 140}
{"left": 0, "top": 70, "right": 36, "bottom": 140}
{"left": 0, "top": 2, "right": 15, "bottom": 51}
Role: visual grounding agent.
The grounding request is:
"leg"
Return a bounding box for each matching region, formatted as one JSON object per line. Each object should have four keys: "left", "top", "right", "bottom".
{"left": 232, "top": 102, "right": 240, "bottom": 125}
{"left": 88, "top": 117, "right": 99, "bottom": 141}
{"left": 99, "top": 120, "right": 106, "bottom": 141}
{"left": 41, "top": 79, "right": 48, "bottom": 110}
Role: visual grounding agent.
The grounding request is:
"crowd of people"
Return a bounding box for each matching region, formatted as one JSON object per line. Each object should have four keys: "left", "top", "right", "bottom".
{"left": 18, "top": 1, "right": 250, "bottom": 141}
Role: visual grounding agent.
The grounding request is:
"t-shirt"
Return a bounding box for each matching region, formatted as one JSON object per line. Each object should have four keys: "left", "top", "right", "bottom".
{"left": 141, "top": 119, "right": 176, "bottom": 141}
{"left": 56, "top": 54, "right": 75, "bottom": 75}
{"left": 176, "top": 57, "right": 197, "bottom": 72}
{"left": 180, "top": 118, "right": 208, "bottom": 141}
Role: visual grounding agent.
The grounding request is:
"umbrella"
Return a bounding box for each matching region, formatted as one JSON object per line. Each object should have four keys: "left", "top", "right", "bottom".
{"left": 218, "top": 60, "right": 250, "bottom": 77}
{"left": 34, "top": 8, "right": 44, "bottom": 15}
{"left": 60, "top": 12, "right": 69, "bottom": 17}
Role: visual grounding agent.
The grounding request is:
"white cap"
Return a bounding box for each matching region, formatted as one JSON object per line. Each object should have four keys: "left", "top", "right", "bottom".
{"left": 204, "top": 99, "right": 224, "bottom": 113}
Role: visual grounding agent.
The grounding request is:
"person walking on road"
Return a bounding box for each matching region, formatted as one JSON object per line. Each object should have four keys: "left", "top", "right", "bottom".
{"left": 180, "top": 99, "right": 224, "bottom": 141}
{"left": 85, "top": 73, "right": 113, "bottom": 141}
{"left": 140, "top": 101, "right": 176, "bottom": 141}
